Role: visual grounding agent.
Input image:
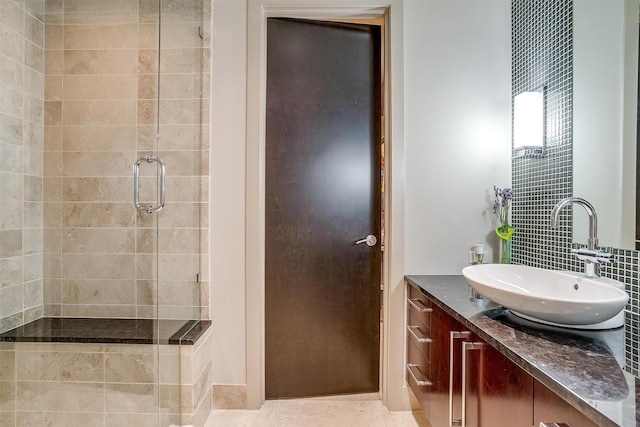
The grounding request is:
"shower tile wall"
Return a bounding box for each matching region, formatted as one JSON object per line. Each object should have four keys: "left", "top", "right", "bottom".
{"left": 38, "top": 0, "right": 209, "bottom": 322}
{"left": 0, "top": 0, "right": 45, "bottom": 331}
{"left": 512, "top": 0, "right": 640, "bottom": 376}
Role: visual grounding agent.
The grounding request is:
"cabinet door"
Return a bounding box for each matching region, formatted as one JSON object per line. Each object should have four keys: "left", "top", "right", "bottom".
{"left": 534, "top": 379, "right": 598, "bottom": 427}
{"left": 429, "top": 304, "right": 467, "bottom": 427}
{"left": 464, "top": 337, "right": 533, "bottom": 427}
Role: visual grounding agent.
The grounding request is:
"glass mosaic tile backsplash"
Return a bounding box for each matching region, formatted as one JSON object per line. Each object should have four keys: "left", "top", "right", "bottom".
{"left": 511, "top": 0, "right": 639, "bottom": 377}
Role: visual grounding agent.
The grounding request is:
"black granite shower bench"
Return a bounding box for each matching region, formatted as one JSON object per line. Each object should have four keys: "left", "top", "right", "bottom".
{"left": 0, "top": 317, "right": 212, "bottom": 345}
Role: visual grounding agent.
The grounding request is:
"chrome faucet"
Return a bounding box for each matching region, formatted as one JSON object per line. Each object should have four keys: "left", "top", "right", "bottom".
{"left": 550, "top": 197, "right": 613, "bottom": 277}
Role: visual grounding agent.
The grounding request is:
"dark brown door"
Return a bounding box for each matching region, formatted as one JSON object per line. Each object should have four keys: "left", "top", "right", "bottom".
{"left": 265, "top": 18, "right": 382, "bottom": 399}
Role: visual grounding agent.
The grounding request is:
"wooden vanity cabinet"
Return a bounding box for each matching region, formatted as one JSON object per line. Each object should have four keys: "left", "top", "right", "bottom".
{"left": 533, "top": 379, "right": 598, "bottom": 427}
{"left": 406, "top": 282, "right": 532, "bottom": 427}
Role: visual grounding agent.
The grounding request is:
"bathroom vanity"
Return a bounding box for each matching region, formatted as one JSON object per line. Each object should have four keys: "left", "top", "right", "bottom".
{"left": 405, "top": 275, "right": 638, "bottom": 427}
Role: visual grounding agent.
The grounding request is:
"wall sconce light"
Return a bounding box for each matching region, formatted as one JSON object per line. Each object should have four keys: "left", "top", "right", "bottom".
{"left": 513, "top": 88, "right": 545, "bottom": 158}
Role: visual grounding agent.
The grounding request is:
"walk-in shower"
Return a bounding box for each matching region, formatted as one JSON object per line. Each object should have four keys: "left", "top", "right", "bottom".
{"left": 0, "top": 1, "right": 211, "bottom": 425}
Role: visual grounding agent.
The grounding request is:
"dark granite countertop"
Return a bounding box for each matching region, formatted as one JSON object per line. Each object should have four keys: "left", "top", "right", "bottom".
{"left": 0, "top": 317, "right": 212, "bottom": 346}
{"left": 406, "top": 275, "right": 639, "bottom": 427}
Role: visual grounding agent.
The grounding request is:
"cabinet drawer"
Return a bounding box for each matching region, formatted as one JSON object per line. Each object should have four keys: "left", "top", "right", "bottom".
{"left": 407, "top": 284, "right": 432, "bottom": 326}
{"left": 407, "top": 311, "right": 432, "bottom": 360}
{"left": 406, "top": 333, "right": 431, "bottom": 415}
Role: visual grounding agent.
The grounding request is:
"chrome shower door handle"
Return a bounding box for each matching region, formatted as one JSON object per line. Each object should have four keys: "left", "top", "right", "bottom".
{"left": 133, "top": 155, "right": 166, "bottom": 214}
{"left": 355, "top": 234, "right": 377, "bottom": 247}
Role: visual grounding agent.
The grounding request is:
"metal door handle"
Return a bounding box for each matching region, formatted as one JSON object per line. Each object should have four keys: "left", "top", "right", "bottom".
{"left": 449, "top": 330, "right": 471, "bottom": 427}
{"left": 406, "top": 325, "right": 432, "bottom": 343}
{"left": 355, "top": 234, "right": 377, "bottom": 247}
{"left": 539, "top": 424, "right": 571, "bottom": 427}
{"left": 462, "top": 341, "right": 484, "bottom": 427}
{"left": 405, "top": 363, "right": 432, "bottom": 387}
{"left": 407, "top": 298, "right": 433, "bottom": 313}
{"left": 133, "top": 155, "right": 166, "bottom": 214}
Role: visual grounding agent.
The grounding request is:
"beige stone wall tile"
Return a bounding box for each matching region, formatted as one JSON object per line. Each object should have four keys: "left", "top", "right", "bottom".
{"left": 43, "top": 278, "right": 61, "bottom": 304}
{"left": 24, "top": 95, "right": 43, "bottom": 124}
{"left": 43, "top": 303, "right": 61, "bottom": 316}
{"left": 0, "top": 1, "right": 24, "bottom": 34}
{"left": 0, "top": 25, "right": 24, "bottom": 64}
{"left": 62, "top": 177, "right": 130, "bottom": 202}
{"left": 44, "top": 100, "right": 61, "bottom": 125}
{"left": 61, "top": 253, "right": 135, "bottom": 280}
{"left": 138, "top": 75, "right": 157, "bottom": 100}
{"left": 0, "top": 285, "right": 22, "bottom": 317}
{"left": 44, "top": 24, "right": 63, "bottom": 50}
{"left": 159, "top": 350, "right": 180, "bottom": 385}
{"left": 44, "top": 75, "right": 62, "bottom": 100}
{"left": 63, "top": 125, "right": 136, "bottom": 151}
{"left": 138, "top": 23, "right": 158, "bottom": 49}
{"left": 0, "top": 258, "right": 21, "bottom": 288}
{"left": 138, "top": 49, "right": 158, "bottom": 74}
{"left": 192, "top": 362, "right": 212, "bottom": 413}
{"left": 24, "top": 0, "right": 45, "bottom": 22}
{"left": 136, "top": 280, "right": 156, "bottom": 306}
{"left": 159, "top": 383, "right": 181, "bottom": 413}
{"left": 193, "top": 385, "right": 213, "bottom": 427}
{"left": 62, "top": 279, "right": 136, "bottom": 305}
{"left": 24, "top": 67, "right": 43, "bottom": 99}
{"left": 212, "top": 384, "right": 248, "bottom": 410}
{"left": 0, "top": 350, "right": 16, "bottom": 381}
{"left": 63, "top": 151, "right": 136, "bottom": 177}
{"left": 43, "top": 202, "right": 61, "bottom": 227}
{"left": 104, "top": 383, "right": 157, "bottom": 413}
{"left": 0, "top": 58, "right": 24, "bottom": 90}
{"left": 0, "top": 312, "right": 23, "bottom": 334}
{"left": 43, "top": 177, "right": 61, "bottom": 203}
{"left": 137, "top": 100, "right": 157, "bottom": 125}
{"left": 0, "top": 230, "right": 22, "bottom": 258}
{"left": 24, "top": 174, "right": 42, "bottom": 201}
{"left": 23, "top": 122, "right": 43, "bottom": 150}
{"left": 16, "top": 411, "right": 104, "bottom": 427}
{"left": 105, "top": 352, "right": 157, "bottom": 384}
{"left": 159, "top": 150, "right": 201, "bottom": 177}
{"left": 64, "top": 0, "right": 139, "bottom": 24}
{"left": 0, "top": 201, "right": 22, "bottom": 230}
{"left": 23, "top": 202, "right": 43, "bottom": 229}
{"left": 16, "top": 350, "right": 104, "bottom": 381}
{"left": 23, "top": 279, "right": 43, "bottom": 308}
{"left": 62, "top": 202, "right": 135, "bottom": 228}
{"left": 43, "top": 252, "right": 61, "bottom": 278}
{"left": 158, "top": 254, "right": 198, "bottom": 281}
{"left": 0, "top": 114, "right": 23, "bottom": 146}
{"left": 159, "top": 73, "right": 200, "bottom": 100}
{"left": 159, "top": 99, "right": 199, "bottom": 125}
{"left": 157, "top": 228, "right": 199, "bottom": 254}
{"left": 164, "top": 177, "right": 203, "bottom": 203}
{"left": 44, "top": 125, "right": 61, "bottom": 151}
{"left": 0, "top": 173, "right": 21, "bottom": 202}
{"left": 161, "top": 22, "right": 200, "bottom": 49}
{"left": 105, "top": 413, "right": 158, "bottom": 427}
{"left": 0, "top": 380, "right": 16, "bottom": 411}
{"left": 161, "top": 0, "right": 198, "bottom": 23}
{"left": 45, "top": 0, "right": 63, "bottom": 15}
{"left": 159, "top": 48, "right": 198, "bottom": 73}
{"left": 61, "top": 303, "right": 136, "bottom": 318}
{"left": 0, "top": 86, "right": 23, "bottom": 119}
{"left": 157, "top": 305, "right": 199, "bottom": 320}
{"left": 156, "top": 202, "right": 199, "bottom": 228}
{"left": 15, "top": 342, "right": 104, "bottom": 353}
{"left": 45, "top": 49, "right": 62, "bottom": 74}
{"left": 62, "top": 226, "right": 134, "bottom": 253}
{"left": 64, "top": 49, "right": 138, "bottom": 75}
{"left": 62, "top": 100, "right": 137, "bottom": 126}
{"left": 25, "top": 40, "right": 43, "bottom": 72}
{"left": 22, "top": 253, "right": 42, "bottom": 281}
{"left": 158, "top": 124, "right": 201, "bottom": 151}
{"left": 43, "top": 151, "right": 61, "bottom": 176}
{"left": 43, "top": 227, "right": 61, "bottom": 253}
{"left": 63, "top": 75, "right": 137, "bottom": 100}
{"left": 158, "top": 281, "right": 199, "bottom": 307}
{"left": 23, "top": 228, "right": 43, "bottom": 256}
{"left": 24, "top": 12, "right": 44, "bottom": 48}
{"left": 16, "top": 381, "right": 104, "bottom": 412}
{"left": 64, "top": 24, "right": 137, "bottom": 50}
{"left": 135, "top": 254, "right": 156, "bottom": 281}
{"left": 23, "top": 304, "right": 43, "bottom": 322}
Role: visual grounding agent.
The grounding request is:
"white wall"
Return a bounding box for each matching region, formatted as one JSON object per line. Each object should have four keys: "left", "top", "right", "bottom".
{"left": 404, "top": 0, "right": 512, "bottom": 273}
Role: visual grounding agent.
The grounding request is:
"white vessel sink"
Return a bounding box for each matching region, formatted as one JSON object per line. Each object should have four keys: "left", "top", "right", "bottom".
{"left": 462, "top": 264, "right": 628, "bottom": 330}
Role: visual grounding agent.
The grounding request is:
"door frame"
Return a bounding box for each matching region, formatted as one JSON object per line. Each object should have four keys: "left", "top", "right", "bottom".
{"left": 246, "top": 0, "right": 407, "bottom": 410}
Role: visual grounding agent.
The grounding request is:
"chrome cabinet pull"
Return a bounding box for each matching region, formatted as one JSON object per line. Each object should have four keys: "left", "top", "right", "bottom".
{"left": 539, "top": 424, "right": 571, "bottom": 427}
{"left": 407, "top": 298, "right": 433, "bottom": 313}
{"left": 355, "top": 234, "right": 377, "bottom": 246}
{"left": 406, "top": 325, "right": 432, "bottom": 343}
{"left": 462, "top": 342, "right": 484, "bottom": 427}
{"left": 133, "top": 155, "right": 166, "bottom": 214}
{"left": 405, "top": 363, "right": 432, "bottom": 387}
{"left": 449, "top": 330, "right": 471, "bottom": 427}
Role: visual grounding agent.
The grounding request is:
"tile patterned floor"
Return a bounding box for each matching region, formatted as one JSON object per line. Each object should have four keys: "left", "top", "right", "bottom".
{"left": 204, "top": 395, "right": 430, "bottom": 427}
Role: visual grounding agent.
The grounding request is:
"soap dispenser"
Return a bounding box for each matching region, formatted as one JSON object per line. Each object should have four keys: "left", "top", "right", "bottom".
{"left": 468, "top": 244, "right": 485, "bottom": 302}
